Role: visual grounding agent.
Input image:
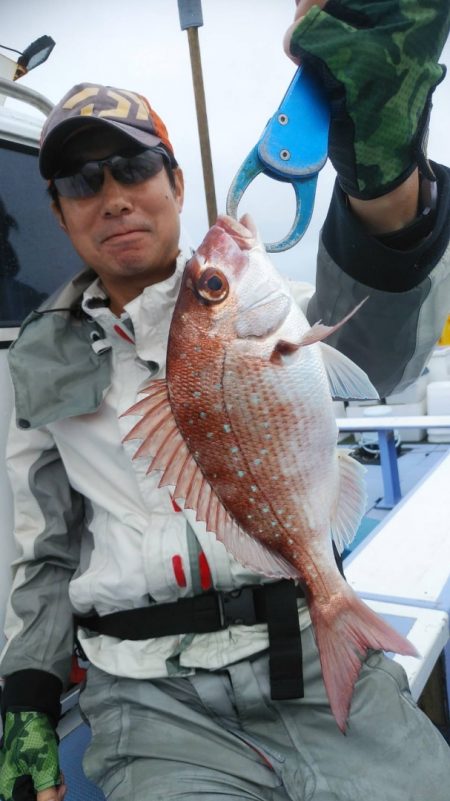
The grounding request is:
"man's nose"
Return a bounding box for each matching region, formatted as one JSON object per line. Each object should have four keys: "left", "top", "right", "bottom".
{"left": 100, "top": 168, "right": 133, "bottom": 216}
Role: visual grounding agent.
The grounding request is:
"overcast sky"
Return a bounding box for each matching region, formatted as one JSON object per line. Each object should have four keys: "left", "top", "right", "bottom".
{"left": 2, "top": 0, "right": 449, "bottom": 283}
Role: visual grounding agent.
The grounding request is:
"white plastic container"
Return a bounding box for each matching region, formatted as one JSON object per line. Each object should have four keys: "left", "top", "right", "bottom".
{"left": 426, "top": 381, "right": 450, "bottom": 442}
{"left": 359, "top": 405, "right": 401, "bottom": 450}
{"left": 426, "top": 348, "right": 450, "bottom": 383}
{"left": 386, "top": 371, "right": 429, "bottom": 405}
{"left": 385, "top": 372, "right": 428, "bottom": 441}
{"left": 345, "top": 401, "right": 381, "bottom": 443}
{"left": 345, "top": 403, "right": 402, "bottom": 448}
{"left": 390, "top": 399, "right": 427, "bottom": 442}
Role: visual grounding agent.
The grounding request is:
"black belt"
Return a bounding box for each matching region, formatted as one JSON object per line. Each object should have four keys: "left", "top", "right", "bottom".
{"left": 75, "top": 580, "right": 306, "bottom": 700}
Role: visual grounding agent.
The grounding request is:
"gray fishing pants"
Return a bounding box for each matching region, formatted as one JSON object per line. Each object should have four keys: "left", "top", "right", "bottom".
{"left": 79, "top": 625, "right": 450, "bottom": 801}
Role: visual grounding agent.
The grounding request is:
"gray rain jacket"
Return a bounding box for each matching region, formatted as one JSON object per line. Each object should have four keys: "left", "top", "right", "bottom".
{"left": 1, "top": 170, "right": 450, "bottom": 713}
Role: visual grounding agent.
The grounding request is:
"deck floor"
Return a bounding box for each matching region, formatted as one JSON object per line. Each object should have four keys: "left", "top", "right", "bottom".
{"left": 342, "top": 438, "right": 450, "bottom": 746}
{"left": 340, "top": 439, "right": 450, "bottom": 538}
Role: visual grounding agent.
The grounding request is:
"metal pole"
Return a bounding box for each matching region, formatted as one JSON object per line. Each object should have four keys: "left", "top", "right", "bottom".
{"left": 178, "top": 0, "right": 217, "bottom": 226}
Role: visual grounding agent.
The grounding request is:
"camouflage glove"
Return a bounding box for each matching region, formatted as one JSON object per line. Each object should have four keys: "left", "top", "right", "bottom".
{"left": 0, "top": 712, "right": 60, "bottom": 801}
{"left": 287, "top": 0, "right": 450, "bottom": 198}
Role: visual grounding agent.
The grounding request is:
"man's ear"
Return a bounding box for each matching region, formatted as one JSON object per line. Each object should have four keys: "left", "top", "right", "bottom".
{"left": 51, "top": 200, "right": 68, "bottom": 233}
{"left": 173, "top": 167, "right": 184, "bottom": 213}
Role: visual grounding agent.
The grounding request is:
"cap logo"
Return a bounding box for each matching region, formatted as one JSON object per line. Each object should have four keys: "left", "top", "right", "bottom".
{"left": 63, "top": 86, "right": 99, "bottom": 111}
{"left": 62, "top": 87, "right": 151, "bottom": 122}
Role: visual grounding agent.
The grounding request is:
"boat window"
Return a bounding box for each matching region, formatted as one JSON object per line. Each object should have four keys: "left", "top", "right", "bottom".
{"left": 0, "top": 139, "right": 82, "bottom": 328}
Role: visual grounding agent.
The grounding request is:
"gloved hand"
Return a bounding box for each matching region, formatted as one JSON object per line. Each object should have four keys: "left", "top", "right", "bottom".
{"left": 0, "top": 711, "right": 64, "bottom": 801}
{"left": 284, "top": 0, "right": 450, "bottom": 199}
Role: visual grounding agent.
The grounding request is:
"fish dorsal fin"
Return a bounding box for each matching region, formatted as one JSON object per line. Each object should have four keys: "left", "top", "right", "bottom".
{"left": 123, "top": 381, "right": 299, "bottom": 580}
{"left": 319, "top": 342, "right": 379, "bottom": 400}
{"left": 331, "top": 451, "right": 367, "bottom": 553}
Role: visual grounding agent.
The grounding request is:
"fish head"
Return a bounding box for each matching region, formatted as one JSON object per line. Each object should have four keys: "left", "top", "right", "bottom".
{"left": 173, "top": 214, "right": 293, "bottom": 343}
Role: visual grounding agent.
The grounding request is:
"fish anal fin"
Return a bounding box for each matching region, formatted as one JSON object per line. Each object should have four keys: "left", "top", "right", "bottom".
{"left": 215, "top": 517, "right": 300, "bottom": 580}
{"left": 179, "top": 495, "right": 300, "bottom": 581}
{"left": 310, "top": 584, "right": 418, "bottom": 732}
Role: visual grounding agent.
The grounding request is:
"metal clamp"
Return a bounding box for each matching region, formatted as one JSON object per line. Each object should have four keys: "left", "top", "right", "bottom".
{"left": 226, "top": 66, "right": 330, "bottom": 252}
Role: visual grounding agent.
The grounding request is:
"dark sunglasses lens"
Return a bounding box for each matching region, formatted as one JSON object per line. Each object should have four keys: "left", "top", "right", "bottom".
{"left": 113, "top": 151, "right": 165, "bottom": 184}
{"left": 54, "top": 165, "right": 104, "bottom": 198}
{"left": 53, "top": 149, "right": 166, "bottom": 198}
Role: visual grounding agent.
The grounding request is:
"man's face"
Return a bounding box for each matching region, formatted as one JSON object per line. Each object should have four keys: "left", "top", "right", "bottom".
{"left": 52, "top": 127, "right": 184, "bottom": 309}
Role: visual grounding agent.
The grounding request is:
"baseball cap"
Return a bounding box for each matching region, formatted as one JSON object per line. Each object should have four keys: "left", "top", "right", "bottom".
{"left": 39, "top": 82, "right": 176, "bottom": 179}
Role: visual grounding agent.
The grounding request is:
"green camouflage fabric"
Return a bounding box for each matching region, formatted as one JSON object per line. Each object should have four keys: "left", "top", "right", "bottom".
{"left": 289, "top": 0, "right": 450, "bottom": 198}
{"left": 0, "top": 712, "right": 60, "bottom": 800}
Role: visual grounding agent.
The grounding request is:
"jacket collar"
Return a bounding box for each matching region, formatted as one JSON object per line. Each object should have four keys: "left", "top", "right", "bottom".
{"left": 9, "top": 267, "right": 112, "bottom": 430}
{"left": 9, "top": 249, "right": 190, "bottom": 429}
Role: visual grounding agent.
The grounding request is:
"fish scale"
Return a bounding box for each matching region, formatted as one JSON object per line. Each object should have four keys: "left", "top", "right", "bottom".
{"left": 223, "top": 350, "right": 338, "bottom": 559}
{"left": 169, "top": 338, "right": 264, "bottom": 525}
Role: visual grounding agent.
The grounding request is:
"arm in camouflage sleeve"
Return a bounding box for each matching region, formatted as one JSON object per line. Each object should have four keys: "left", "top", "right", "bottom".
{"left": 284, "top": 0, "right": 450, "bottom": 394}
{"left": 0, "top": 420, "right": 84, "bottom": 722}
{"left": 285, "top": 0, "right": 449, "bottom": 201}
{"left": 0, "top": 711, "right": 64, "bottom": 801}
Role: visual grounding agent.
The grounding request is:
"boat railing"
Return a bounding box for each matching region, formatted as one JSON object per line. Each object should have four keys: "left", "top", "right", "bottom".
{"left": 336, "top": 414, "right": 450, "bottom": 509}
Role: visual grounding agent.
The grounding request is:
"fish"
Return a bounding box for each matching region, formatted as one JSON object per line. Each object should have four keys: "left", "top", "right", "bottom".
{"left": 123, "top": 213, "right": 417, "bottom": 731}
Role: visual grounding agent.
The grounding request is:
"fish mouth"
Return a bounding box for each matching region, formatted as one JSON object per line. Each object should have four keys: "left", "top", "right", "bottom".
{"left": 214, "top": 215, "right": 255, "bottom": 251}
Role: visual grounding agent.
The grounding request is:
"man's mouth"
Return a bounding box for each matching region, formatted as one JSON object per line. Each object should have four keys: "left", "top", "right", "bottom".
{"left": 102, "top": 228, "right": 150, "bottom": 244}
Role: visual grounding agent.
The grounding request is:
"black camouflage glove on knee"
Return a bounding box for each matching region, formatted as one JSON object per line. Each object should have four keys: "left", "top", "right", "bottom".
{"left": 0, "top": 712, "right": 60, "bottom": 800}
{"left": 287, "top": 0, "right": 450, "bottom": 198}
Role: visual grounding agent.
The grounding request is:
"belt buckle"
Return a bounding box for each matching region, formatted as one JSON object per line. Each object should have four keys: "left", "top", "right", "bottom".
{"left": 218, "top": 587, "right": 258, "bottom": 628}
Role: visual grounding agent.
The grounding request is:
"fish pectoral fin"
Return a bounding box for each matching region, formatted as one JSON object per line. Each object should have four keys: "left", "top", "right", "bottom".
{"left": 270, "top": 298, "right": 373, "bottom": 368}
{"left": 319, "top": 343, "right": 379, "bottom": 401}
{"left": 331, "top": 451, "right": 367, "bottom": 554}
{"left": 270, "top": 339, "right": 300, "bottom": 365}
{"left": 299, "top": 298, "right": 368, "bottom": 347}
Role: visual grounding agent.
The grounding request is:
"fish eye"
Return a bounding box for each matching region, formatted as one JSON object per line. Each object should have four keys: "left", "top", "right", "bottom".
{"left": 206, "top": 275, "right": 222, "bottom": 291}
{"left": 196, "top": 268, "right": 229, "bottom": 303}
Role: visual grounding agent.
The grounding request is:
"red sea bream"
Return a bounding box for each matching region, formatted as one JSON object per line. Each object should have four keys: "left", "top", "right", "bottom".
{"left": 124, "top": 214, "right": 416, "bottom": 730}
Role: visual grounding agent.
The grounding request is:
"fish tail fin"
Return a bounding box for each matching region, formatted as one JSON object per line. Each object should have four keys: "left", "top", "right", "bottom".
{"left": 309, "top": 587, "right": 418, "bottom": 732}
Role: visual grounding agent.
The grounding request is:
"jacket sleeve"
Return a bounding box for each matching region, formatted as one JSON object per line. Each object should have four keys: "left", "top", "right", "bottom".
{"left": 306, "top": 162, "right": 450, "bottom": 398}
{"left": 0, "top": 418, "right": 84, "bottom": 724}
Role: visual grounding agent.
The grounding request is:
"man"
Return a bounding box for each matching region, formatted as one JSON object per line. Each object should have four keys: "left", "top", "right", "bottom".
{"left": 1, "top": 2, "right": 450, "bottom": 800}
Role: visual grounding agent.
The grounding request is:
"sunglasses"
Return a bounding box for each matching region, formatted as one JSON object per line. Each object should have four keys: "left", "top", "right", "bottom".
{"left": 53, "top": 147, "right": 168, "bottom": 199}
